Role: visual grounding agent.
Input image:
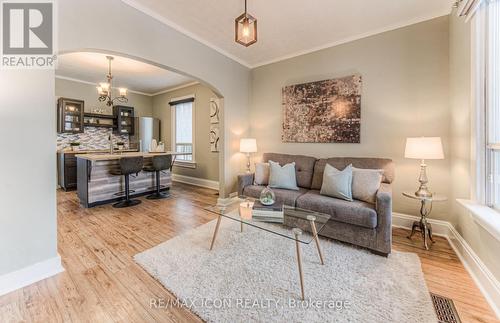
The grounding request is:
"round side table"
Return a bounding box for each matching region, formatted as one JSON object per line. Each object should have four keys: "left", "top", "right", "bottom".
{"left": 402, "top": 192, "right": 447, "bottom": 250}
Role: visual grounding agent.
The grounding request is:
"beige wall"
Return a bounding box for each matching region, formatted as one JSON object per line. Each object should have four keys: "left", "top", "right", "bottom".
{"left": 55, "top": 78, "right": 153, "bottom": 117}
{"left": 153, "top": 84, "right": 219, "bottom": 182}
{"left": 449, "top": 11, "right": 500, "bottom": 281}
{"left": 250, "top": 16, "right": 451, "bottom": 220}
{"left": 0, "top": 0, "right": 250, "bottom": 281}
{"left": 0, "top": 70, "right": 58, "bottom": 276}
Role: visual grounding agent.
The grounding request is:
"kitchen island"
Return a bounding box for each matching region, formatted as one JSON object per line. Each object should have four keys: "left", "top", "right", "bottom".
{"left": 76, "top": 152, "right": 188, "bottom": 208}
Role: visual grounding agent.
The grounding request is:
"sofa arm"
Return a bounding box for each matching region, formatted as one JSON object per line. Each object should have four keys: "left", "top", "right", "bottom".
{"left": 237, "top": 173, "right": 254, "bottom": 196}
{"left": 376, "top": 183, "right": 392, "bottom": 227}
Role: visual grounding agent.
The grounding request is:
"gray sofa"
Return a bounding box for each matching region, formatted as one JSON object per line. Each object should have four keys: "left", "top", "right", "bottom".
{"left": 238, "top": 153, "right": 395, "bottom": 256}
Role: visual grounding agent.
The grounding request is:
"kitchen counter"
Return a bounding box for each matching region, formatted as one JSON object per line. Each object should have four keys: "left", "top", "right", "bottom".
{"left": 76, "top": 151, "right": 187, "bottom": 161}
{"left": 58, "top": 149, "right": 138, "bottom": 154}
{"left": 76, "top": 152, "right": 191, "bottom": 208}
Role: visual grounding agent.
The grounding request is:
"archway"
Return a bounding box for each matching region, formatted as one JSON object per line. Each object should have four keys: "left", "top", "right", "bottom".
{"left": 57, "top": 49, "right": 226, "bottom": 195}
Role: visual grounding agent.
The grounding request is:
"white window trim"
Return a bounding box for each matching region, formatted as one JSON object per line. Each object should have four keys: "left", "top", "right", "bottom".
{"left": 459, "top": 2, "right": 500, "bottom": 239}
{"left": 470, "top": 5, "right": 488, "bottom": 204}
{"left": 170, "top": 95, "right": 196, "bottom": 168}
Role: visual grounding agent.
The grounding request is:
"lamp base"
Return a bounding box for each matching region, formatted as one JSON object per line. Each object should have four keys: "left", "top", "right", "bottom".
{"left": 415, "top": 161, "right": 433, "bottom": 198}
{"left": 415, "top": 186, "right": 433, "bottom": 198}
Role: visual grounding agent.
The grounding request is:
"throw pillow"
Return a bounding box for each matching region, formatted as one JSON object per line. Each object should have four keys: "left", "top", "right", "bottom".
{"left": 320, "top": 164, "right": 353, "bottom": 201}
{"left": 268, "top": 160, "right": 299, "bottom": 190}
{"left": 352, "top": 167, "right": 383, "bottom": 204}
{"left": 254, "top": 162, "right": 270, "bottom": 185}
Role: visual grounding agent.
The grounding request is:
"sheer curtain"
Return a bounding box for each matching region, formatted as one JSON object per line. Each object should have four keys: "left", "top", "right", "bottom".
{"left": 486, "top": 0, "right": 500, "bottom": 208}
{"left": 174, "top": 102, "right": 193, "bottom": 161}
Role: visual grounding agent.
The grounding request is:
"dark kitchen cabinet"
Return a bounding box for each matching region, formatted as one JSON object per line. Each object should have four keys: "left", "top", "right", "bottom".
{"left": 57, "top": 97, "right": 85, "bottom": 134}
{"left": 113, "top": 105, "right": 135, "bottom": 135}
{"left": 57, "top": 152, "right": 78, "bottom": 191}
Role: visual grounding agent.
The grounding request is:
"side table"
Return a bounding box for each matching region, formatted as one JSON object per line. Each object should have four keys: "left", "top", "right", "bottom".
{"left": 402, "top": 192, "right": 447, "bottom": 250}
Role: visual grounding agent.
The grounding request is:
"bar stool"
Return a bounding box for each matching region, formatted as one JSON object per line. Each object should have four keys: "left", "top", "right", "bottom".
{"left": 143, "top": 155, "right": 172, "bottom": 200}
{"left": 112, "top": 156, "right": 144, "bottom": 208}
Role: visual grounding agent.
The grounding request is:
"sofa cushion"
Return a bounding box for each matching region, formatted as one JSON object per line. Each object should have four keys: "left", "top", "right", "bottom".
{"left": 269, "top": 160, "right": 299, "bottom": 190}
{"left": 320, "top": 164, "right": 353, "bottom": 201}
{"left": 262, "top": 153, "right": 316, "bottom": 189}
{"left": 352, "top": 167, "right": 383, "bottom": 204}
{"left": 254, "top": 162, "right": 270, "bottom": 185}
{"left": 243, "top": 185, "right": 308, "bottom": 207}
{"left": 296, "top": 190, "right": 378, "bottom": 229}
{"left": 311, "top": 157, "right": 395, "bottom": 190}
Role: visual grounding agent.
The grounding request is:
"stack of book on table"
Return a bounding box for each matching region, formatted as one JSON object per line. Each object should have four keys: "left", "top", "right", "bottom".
{"left": 252, "top": 201, "right": 284, "bottom": 223}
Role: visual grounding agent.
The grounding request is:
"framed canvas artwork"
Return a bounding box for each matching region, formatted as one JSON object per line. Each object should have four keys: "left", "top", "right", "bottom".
{"left": 282, "top": 75, "right": 362, "bottom": 143}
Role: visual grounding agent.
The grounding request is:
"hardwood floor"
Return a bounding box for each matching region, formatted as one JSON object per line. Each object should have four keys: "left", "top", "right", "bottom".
{"left": 0, "top": 182, "right": 497, "bottom": 322}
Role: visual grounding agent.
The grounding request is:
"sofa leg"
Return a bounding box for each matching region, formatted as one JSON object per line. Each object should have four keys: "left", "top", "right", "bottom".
{"left": 370, "top": 250, "right": 389, "bottom": 257}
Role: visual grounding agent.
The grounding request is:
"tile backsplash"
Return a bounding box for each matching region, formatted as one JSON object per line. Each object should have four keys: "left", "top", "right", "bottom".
{"left": 57, "top": 127, "right": 129, "bottom": 151}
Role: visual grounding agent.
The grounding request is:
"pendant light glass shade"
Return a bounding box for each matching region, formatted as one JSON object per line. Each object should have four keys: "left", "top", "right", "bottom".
{"left": 235, "top": 0, "right": 257, "bottom": 47}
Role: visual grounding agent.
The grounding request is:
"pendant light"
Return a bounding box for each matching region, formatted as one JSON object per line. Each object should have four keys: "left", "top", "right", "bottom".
{"left": 235, "top": 0, "right": 257, "bottom": 47}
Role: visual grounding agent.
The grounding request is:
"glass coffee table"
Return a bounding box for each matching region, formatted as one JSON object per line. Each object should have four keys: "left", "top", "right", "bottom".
{"left": 204, "top": 197, "right": 331, "bottom": 299}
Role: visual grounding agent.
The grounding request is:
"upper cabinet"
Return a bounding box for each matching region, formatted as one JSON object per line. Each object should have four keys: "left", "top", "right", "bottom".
{"left": 113, "top": 105, "right": 135, "bottom": 135}
{"left": 57, "top": 98, "right": 84, "bottom": 134}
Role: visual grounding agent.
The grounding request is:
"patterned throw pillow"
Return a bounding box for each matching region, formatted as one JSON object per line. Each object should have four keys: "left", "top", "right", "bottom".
{"left": 268, "top": 160, "right": 299, "bottom": 191}
{"left": 254, "top": 162, "right": 270, "bottom": 185}
{"left": 320, "top": 164, "right": 353, "bottom": 201}
{"left": 352, "top": 167, "right": 383, "bottom": 204}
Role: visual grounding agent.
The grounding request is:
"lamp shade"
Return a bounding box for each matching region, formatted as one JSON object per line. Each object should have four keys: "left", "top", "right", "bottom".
{"left": 240, "top": 138, "right": 257, "bottom": 153}
{"left": 405, "top": 137, "right": 444, "bottom": 160}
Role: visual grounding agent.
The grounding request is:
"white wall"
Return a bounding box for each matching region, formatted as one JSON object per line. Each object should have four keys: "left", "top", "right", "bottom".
{"left": 0, "top": 70, "right": 58, "bottom": 276}
{"left": 250, "top": 17, "right": 452, "bottom": 220}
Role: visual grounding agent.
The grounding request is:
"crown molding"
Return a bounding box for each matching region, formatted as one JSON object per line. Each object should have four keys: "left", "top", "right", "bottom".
{"left": 151, "top": 81, "right": 200, "bottom": 96}
{"left": 121, "top": 0, "right": 452, "bottom": 69}
{"left": 251, "top": 10, "right": 452, "bottom": 68}
{"left": 55, "top": 75, "right": 197, "bottom": 97}
{"left": 120, "top": 0, "right": 252, "bottom": 69}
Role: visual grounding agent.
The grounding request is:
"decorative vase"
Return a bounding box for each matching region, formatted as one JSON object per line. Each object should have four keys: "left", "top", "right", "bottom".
{"left": 259, "top": 186, "right": 276, "bottom": 206}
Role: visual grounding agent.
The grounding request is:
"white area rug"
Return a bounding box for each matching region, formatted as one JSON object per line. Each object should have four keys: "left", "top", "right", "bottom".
{"left": 135, "top": 219, "right": 437, "bottom": 323}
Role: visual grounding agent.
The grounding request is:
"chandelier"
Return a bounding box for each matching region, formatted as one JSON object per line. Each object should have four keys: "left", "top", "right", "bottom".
{"left": 97, "top": 56, "right": 128, "bottom": 106}
{"left": 235, "top": 0, "right": 257, "bottom": 47}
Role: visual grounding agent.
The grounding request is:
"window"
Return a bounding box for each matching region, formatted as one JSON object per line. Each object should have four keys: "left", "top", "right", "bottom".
{"left": 485, "top": 0, "right": 500, "bottom": 209}
{"left": 171, "top": 96, "right": 195, "bottom": 163}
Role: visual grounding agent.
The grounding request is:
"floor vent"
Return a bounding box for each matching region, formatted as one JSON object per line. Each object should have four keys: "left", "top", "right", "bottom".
{"left": 431, "top": 293, "right": 461, "bottom": 323}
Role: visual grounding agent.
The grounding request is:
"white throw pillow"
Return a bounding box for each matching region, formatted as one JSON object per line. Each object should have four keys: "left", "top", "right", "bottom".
{"left": 352, "top": 167, "right": 383, "bottom": 204}
{"left": 320, "top": 164, "right": 353, "bottom": 201}
{"left": 268, "top": 160, "right": 299, "bottom": 191}
{"left": 254, "top": 162, "right": 270, "bottom": 185}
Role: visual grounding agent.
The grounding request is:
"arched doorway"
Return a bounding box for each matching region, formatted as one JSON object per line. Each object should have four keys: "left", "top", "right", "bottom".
{"left": 56, "top": 49, "right": 226, "bottom": 196}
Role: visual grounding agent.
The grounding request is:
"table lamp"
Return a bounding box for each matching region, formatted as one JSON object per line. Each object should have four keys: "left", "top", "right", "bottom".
{"left": 405, "top": 137, "right": 444, "bottom": 198}
{"left": 240, "top": 138, "right": 257, "bottom": 173}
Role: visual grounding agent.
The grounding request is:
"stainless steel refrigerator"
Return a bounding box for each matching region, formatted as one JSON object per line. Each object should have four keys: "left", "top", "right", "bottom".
{"left": 130, "top": 117, "right": 161, "bottom": 152}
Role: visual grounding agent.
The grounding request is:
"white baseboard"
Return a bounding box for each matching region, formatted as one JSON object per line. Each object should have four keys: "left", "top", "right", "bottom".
{"left": 216, "top": 196, "right": 240, "bottom": 206}
{"left": 392, "top": 213, "right": 500, "bottom": 318}
{"left": 392, "top": 212, "right": 452, "bottom": 237}
{"left": 0, "top": 255, "right": 64, "bottom": 297}
{"left": 171, "top": 174, "right": 219, "bottom": 190}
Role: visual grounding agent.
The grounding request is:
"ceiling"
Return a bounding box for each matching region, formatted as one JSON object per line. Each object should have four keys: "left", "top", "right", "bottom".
{"left": 122, "top": 0, "right": 453, "bottom": 68}
{"left": 56, "top": 52, "right": 195, "bottom": 95}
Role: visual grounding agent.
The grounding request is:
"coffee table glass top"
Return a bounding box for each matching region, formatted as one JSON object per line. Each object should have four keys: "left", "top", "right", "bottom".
{"left": 204, "top": 197, "right": 331, "bottom": 244}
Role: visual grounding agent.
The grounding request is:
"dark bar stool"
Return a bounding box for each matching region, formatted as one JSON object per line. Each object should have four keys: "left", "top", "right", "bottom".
{"left": 111, "top": 156, "right": 144, "bottom": 208}
{"left": 143, "top": 155, "right": 172, "bottom": 200}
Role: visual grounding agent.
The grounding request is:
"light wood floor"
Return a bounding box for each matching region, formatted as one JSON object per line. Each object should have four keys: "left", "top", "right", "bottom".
{"left": 0, "top": 182, "right": 497, "bottom": 322}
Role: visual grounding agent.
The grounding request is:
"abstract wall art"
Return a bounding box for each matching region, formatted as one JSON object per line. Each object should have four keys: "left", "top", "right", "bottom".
{"left": 282, "top": 75, "right": 362, "bottom": 143}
